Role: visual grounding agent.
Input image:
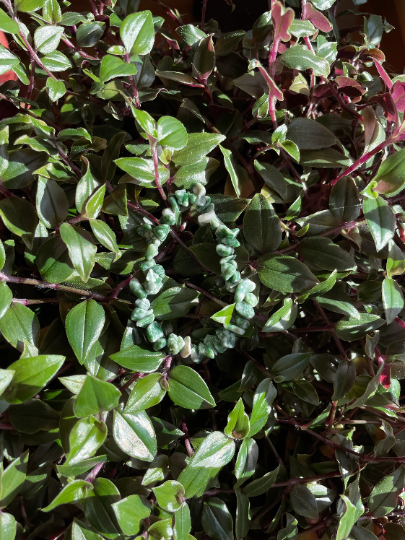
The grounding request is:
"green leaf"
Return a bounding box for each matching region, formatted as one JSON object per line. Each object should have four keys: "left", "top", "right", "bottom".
{"left": 234, "top": 438, "right": 258, "bottom": 485}
{"left": 2, "top": 354, "right": 63, "bottom": 404}
{"left": 0, "top": 281, "right": 12, "bottom": 319}
{"left": 0, "top": 196, "right": 38, "bottom": 249}
{"left": 110, "top": 345, "right": 165, "bottom": 372}
{"left": 42, "top": 50, "right": 71, "bottom": 71}
{"left": 90, "top": 220, "right": 120, "bottom": 259}
{"left": 115, "top": 157, "right": 169, "bottom": 187}
{"left": 132, "top": 108, "right": 156, "bottom": 137}
{"left": 224, "top": 398, "right": 250, "bottom": 439}
{"left": 0, "top": 513, "right": 17, "bottom": 540}
{"left": 46, "top": 77, "right": 66, "bottom": 102}
{"left": 387, "top": 240, "right": 405, "bottom": 277}
{"left": 373, "top": 148, "right": 405, "bottom": 197}
{"left": 311, "top": 0, "right": 336, "bottom": 8}
{"left": 36, "top": 177, "right": 69, "bottom": 229}
{"left": 271, "top": 353, "right": 311, "bottom": 382}
{"left": 2, "top": 147, "right": 48, "bottom": 190}
{"left": 280, "top": 140, "right": 300, "bottom": 162}
{"left": 84, "top": 183, "right": 106, "bottom": 219}
{"left": 15, "top": 0, "right": 45, "bottom": 11}
{"left": 120, "top": 11, "right": 154, "bottom": 54}
{"left": 363, "top": 195, "right": 396, "bottom": 252}
{"left": 0, "top": 9, "right": 18, "bottom": 33}
{"left": 235, "top": 489, "right": 250, "bottom": 540}
{"left": 174, "top": 503, "right": 191, "bottom": 540}
{"left": 193, "top": 35, "right": 215, "bottom": 79}
{"left": 36, "top": 235, "right": 74, "bottom": 283}
{"left": 76, "top": 21, "right": 104, "bottom": 48}
{"left": 72, "top": 518, "right": 105, "bottom": 540}
{"left": 368, "top": 466, "right": 405, "bottom": 518}
{"left": 125, "top": 373, "right": 166, "bottom": 413}
{"left": 249, "top": 379, "right": 277, "bottom": 436}
{"left": 0, "top": 451, "right": 28, "bottom": 508}
{"left": 280, "top": 45, "right": 330, "bottom": 77}
{"left": 84, "top": 478, "right": 121, "bottom": 540}
{"left": 244, "top": 465, "right": 279, "bottom": 497}
{"left": 74, "top": 375, "right": 121, "bottom": 418}
{"left": 290, "top": 19, "right": 316, "bottom": 37}
{"left": 290, "top": 484, "right": 319, "bottom": 518}
{"left": 258, "top": 254, "right": 319, "bottom": 293}
{"left": 65, "top": 300, "right": 106, "bottom": 364}
{"left": 113, "top": 409, "right": 157, "bottom": 461}
{"left": 277, "top": 513, "right": 298, "bottom": 540}
{"left": 60, "top": 224, "right": 96, "bottom": 282}
{"left": 0, "top": 302, "right": 40, "bottom": 352}
{"left": 100, "top": 54, "right": 137, "bottom": 83}
{"left": 287, "top": 118, "right": 336, "bottom": 150}
{"left": 202, "top": 497, "right": 233, "bottom": 540}
{"left": 300, "top": 237, "right": 356, "bottom": 271}
{"left": 8, "top": 398, "right": 60, "bottom": 433}
{"left": 211, "top": 303, "right": 235, "bottom": 326}
{"left": 173, "top": 133, "right": 226, "bottom": 167}
{"left": 299, "top": 148, "right": 352, "bottom": 168}
{"left": 220, "top": 145, "right": 244, "bottom": 197}
{"left": 34, "top": 25, "right": 63, "bottom": 53}
{"left": 332, "top": 360, "right": 356, "bottom": 400}
{"left": 66, "top": 416, "right": 107, "bottom": 464}
{"left": 151, "top": 287, "right": 199, "bottom": 320}
{"left": 42, "top": 480, "right": 92, "bottom": 512}
{"left": 335, "top": 313, "right": 384, "bottom": 342}
{"left": 330, "top": 176, "right": 361, "bottom": 223}
{"left": 157, "top": 116, "right": 188, "bottom": 150}
{"left": 101, "top": 132, "right": 126, "bottom": 183}
{"left": 178, "top": 432, "right": 235, "bottom": 497}
{"left": 112, "top": 494, "right": 150, "bottom": 536}
{"left": 243, "top": 193, "right": 282, "bottom": 253}
{"left": 177, "top": 24, "right": 207, "bottom": 46}
{"left": 0, "top": 238, "right": 5, "bottom": 271}
{"left": 168, "top": 365, "right": 215, "bottom": 409}
{"left": 382, "top": 278, "right": 404, "bottom": 325}
{"left": 263, "top": 298, "right": 298, "bottom": 332}
{"left": 0, "top": 368, "right": 14, "bottom": 398}
{"left": 0, "top": 44, "right": 19, "bottom": 76}
{"left": 154, "top": 480, "right": 185, "bottom": 512}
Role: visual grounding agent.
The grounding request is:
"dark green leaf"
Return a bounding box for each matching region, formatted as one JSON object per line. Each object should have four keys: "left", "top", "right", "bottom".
{"left": 168, "top": 365, "right": 215, "bottom": 409}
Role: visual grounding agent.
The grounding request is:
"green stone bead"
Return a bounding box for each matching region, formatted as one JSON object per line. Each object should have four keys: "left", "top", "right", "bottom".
{"left": 153, "top": 337, "right": 167, "bottom": 350}
{"left": 135, "top": 298, "right": 150, "bottom": 310}
{"left": 188, "top": 193, "right": 197, "bottom": 204}
{"left": 167, "top": 333, "right": 185, "bottom": 355}
{"left": 217, "top": 328, "right": 236, "bottom": 348}
{"left": 129, "top": 278, "right": 147, "bottom": 299}
{"left": 221, "top": 263, "right": 237, "bottom": 280}
{"left": 235, "top": 279, "right": 255, "bottom": 302}
{"left": 153, "top": 265, "right": 166, "bottom": 278}
{"left": 168, "top": 195, "right": 180, "bottom": 214}
{"left": 131, "top": 307, "right": 153, "bottom": 320}
{"left": 144, "top": 281, "right": 163, "bottom": 294}
{"left": 245, "top": 292, "right": 259, "bottom": 307}
{"left": 145, "top": 244, "right": 159, "bottom": 260}
{"left": 146, "top": 321, "right": 164, "bottom": 343}
{"left": 198, "top": 342, "right": 215, "bottom": 359}
{"left": 216, "top": 244, "right": 234, "bottom": 257}
{"left": 236, "top": 301, "right": 255, "bottom": 319}
{"left": 140, "top": 260, "right": 155, "bottom": 273}
{"left": 154, "top": 224, "right": 170, "bottom": 242}
{"left": 136, "top": 313, "right": 155, "bottom": 328}
{"left": 233, "top": 314, "right": 250, "bottom": 330}
{"left": 225, "top": 323, "right": 245, "bottom": 336}
{"left": 161, "top": 209, "right": 176, "bottom": 225}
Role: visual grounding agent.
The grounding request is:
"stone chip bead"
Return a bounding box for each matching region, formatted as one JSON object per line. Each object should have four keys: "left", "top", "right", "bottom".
{"left": 136, "top": 313, "right": 155, "bottom": 328}
{"left": 233, "top": 314, "right": 250, "bottom": 330}
{"left": 154, "top": 224, "right": 170, "bottom": 242}
{"left": 129, "top": 277, "right": 148, "bottom": 299}
{"left": 217, "top": 328, "right": 237, "bottom": 349}
{"left": 167, "top": 334, "right": 185, "bottom": 355}
{"left": 198, "top": 342, "right": 215, "bottom": 359}
{"left": 161, "top": 208, "right": 176, "bottom": 225}
{"left": 235, "top": 279, "right": 256, "bottom": 303}
{"left": 235, "top": 301, "right": 255, "bottom": 319}
{"left": 145, "top": 244, "right": 159, "bottom": 260}
{"left": 216, "top": 244, "right": 234, "bottom": 257}
{"left": 245, "top": 292, "right": 259, "bottom": 307}
{"left": 153, "top": 337, "right": 167, "bottom": 350}
{"left": 180, "top": 336, "right": 192, "bottom": 358}
{"left": 146, "top": 321, "right": 164, "bottom": 343}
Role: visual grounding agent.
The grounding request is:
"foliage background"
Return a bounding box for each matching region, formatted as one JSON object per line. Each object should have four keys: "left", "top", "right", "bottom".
{"left": 0, "top": 0, "right": 405, "bottom": 539}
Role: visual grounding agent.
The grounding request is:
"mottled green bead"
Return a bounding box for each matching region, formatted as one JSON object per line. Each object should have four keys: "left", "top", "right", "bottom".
{"left": 144, "top": 281, "right": 163, "bottom": 295}
{"left": 168, "top": 195, "right": 180, "bottom": 214}
{"left": 135, "top": 298, "right": 150, "bottom": 310}
{"left": 154, "top": 224, "right": 170, "bottom": 242}
{"left": 161, "top": 208, "right": 176, "bottom": 225}
{"left": 167, "top": 333, "right": 185, "bottom": 355}
{"left": 245, "top": 292, "right": 259, "bottom": 307}
{"left": 226, "top": 271, "right": 241, "bottom": 285}
{"left": 198, "top": 342, "right": 215, "bottom": 359}
{"left": 236, "top": 301, "right": 255, "bottom": 319}
{"left": 221, "top": 263, "right": 237, "bottom": 280}
{"left": 140, "top": 260, "right": 155, "bottom": 273}
{"left": 216, "top": 244, "right": 234, "bottom": 257}
{"left": 217, "top": 328, "right": 236, "bottom": 348}
{"left": 235, "top": 279, "right": 255, "bottom": 302}
{"left": 129, "top": 278, "right": 147, "bottom": 299}
{"left": 153, "top": 265, "right": 166, "bottom": 278}
{"left": 188, "top": 193, "right": 197, "bottom": 204}
{"left": 233, "top": 314, "right": 250, "bottom": 330}
{"left": 136, "top": 313, "right": 155, "bottom": 328}
{"left": 145, "top": 244, "right": 159, "bottom": 260}
{"left": 153, "top": 337, "right": 167, "bottom": 350}
{"left": 131, "top": 307, "right": 153, "bottom": 321}
{"left": 146, "top": 321, "right": 164, "bottom": 343}
{"left": 225, "top": 323, "right": 245, "bottom": 336}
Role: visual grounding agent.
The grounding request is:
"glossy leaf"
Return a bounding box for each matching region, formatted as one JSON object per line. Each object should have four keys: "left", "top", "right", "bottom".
{"left": 60, "top": 223, "right": 97, "bottom": 282}
{"left": 243, "top": 193, "right": 282, "bottom": 253}
{"left": 74, "top": 375, "right": 121, "bottom": 418}
{"left": 258, "top": 254, "right": 319, "bottom": 293}
{"left": 113, "top": 409, "right": 157, "bottom": 461}
{"left": 168, "top": 365, "right": 215, "bottom": 409}
{"left": 65, "top": 300, "right": 105, "bottom": 364}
